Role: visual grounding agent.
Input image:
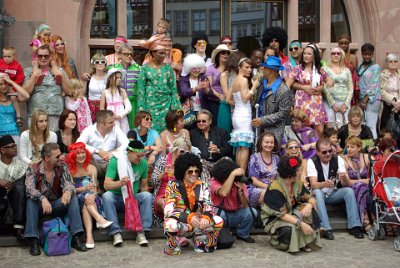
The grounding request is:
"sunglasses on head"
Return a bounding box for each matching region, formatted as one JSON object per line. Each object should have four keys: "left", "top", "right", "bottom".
{"left": 122, "top": 53, "right": 133, "bottom": 57}
{"left": 289, "top": 47, "right": 299, "bottom": 52}
{"left": 186, "top": 168, "right": 200, "bottom": 175}
{"left": 320, "top": 149, "right": 333, "bottom": 155}
{"left": 331, "top": 52, "right": 341, "bottom": 56}
{"left": 37, "top": 54, "right": 50, "bottom": 59}
{"left": 197, "top": 119, "right": 207, "bottom": 124}
{"left": 93, "top": 60, "right": 106, "bottom": 64}
{"left": 55, "top": 42, "right": 65, "bottom": 47}
{"left": 220, "top": 51, "right": 230, "bottom": 55}
{"left": 288, "top": 146, "right": 300, "bottom": 150}
{"left": 196, "top": 41, "right": 207, "bottom": 46}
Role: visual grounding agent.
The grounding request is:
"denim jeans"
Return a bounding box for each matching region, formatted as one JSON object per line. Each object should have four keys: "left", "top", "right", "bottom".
{"left": 313, "top": 187, "right": 362, "bottom": 230}
{"left": 102, "top": 191, "right": 153, "bottom": 236}
{"left": 218, "top": 207, "right": 255, "bottom": 238}
{"left": 24, "top": 195, "right": 84, "bottom": 239}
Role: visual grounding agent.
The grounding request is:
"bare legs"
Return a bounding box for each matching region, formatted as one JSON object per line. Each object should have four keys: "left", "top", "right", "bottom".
{"left": 236, "top": 147, "right": 250, "bottom": 171}
{"left": 82, "top": 199, "right": 109, "bottom": 244}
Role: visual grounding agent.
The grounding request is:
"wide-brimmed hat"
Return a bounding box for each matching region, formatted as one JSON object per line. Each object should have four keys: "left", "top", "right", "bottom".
{"left": 259, "top": 56, "right": 285, "bottom": 71}
{"left": 211, "top": 44, "right": 237, "bottom": 63}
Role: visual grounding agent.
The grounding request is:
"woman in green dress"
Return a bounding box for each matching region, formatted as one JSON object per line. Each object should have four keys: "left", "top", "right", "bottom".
{"left": 261, "top": 155, "right": 321, "bottom": 253}
{"left": 137, "top": 44, "right": 181, "bottom": 132}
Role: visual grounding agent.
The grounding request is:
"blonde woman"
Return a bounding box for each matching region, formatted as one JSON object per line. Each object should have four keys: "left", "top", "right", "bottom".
{"left": 87, "top": 53, "right": 108, "bottom": 122}
{"left": 323, "top": 47, "right": 353, "bottom": 129}
{"left": 19, "top": 110, "right": 57, "bottom": 165}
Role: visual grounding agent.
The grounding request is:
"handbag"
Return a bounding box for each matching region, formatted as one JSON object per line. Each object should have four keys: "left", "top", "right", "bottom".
{"left": 124, "top": 181, "right": 143, "bottom": 232}
{"left": 41, "top": 217, "right": 72, "bottom": 256}
{"left": 386, "top": 112, "right": 400, "bottom": 141}
{"left": 216, "top": 199, "right": 235, "bottom": 250}
{"left": 249, "top": 206, "right": 264, "bottom": 229}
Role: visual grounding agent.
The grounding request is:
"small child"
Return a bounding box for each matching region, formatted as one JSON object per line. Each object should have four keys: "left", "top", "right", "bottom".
{"left": 100, "top": 68, "right": 131, "bottom": 134}
{"left": 0, "top": 47, "right": 24, "bottom": 127}
{"left": 65, "top": 79, "right": 92, "bottom": 132}
{"left": 140, "top": 18, "right": 173, "bottom": 64}
{"left": 324, "top": 127, "right": 342, "bottom": 155}
{"left": 29, "top": 24, "right": 54, "bottom": 60}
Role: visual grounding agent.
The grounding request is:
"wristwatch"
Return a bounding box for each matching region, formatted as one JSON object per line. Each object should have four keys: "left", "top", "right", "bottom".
{"left": 94, "top": 149, "right": 100, "bottom": 154}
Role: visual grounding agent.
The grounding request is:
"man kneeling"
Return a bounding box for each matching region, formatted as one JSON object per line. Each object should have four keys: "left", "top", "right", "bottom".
{"left": 102, "top": 140, "right": 153, "bottom": 246}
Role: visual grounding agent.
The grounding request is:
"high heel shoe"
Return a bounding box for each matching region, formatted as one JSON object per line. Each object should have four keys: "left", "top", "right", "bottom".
{"left": 96, "top": 221, "right": 113, "bottom": 229}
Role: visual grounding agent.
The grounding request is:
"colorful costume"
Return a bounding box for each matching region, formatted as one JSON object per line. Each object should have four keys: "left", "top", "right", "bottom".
{"left": 65, "top": 96, "right": 92, "bottom": 132}
{"left": 137, "top": 64, "right": 181, "bottom": 132}
{"left": 163, "top": 179, "right": 223, "bottom": 255}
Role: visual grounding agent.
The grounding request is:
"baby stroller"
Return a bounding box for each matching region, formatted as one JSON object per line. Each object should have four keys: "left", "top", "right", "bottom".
{"left": 369, "top": 150, "right": 400, "bottom": 251}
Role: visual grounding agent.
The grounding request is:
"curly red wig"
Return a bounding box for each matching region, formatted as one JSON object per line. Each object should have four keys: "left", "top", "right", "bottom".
{"left": 66, "top": 142, "right": 92, "bottom": 176}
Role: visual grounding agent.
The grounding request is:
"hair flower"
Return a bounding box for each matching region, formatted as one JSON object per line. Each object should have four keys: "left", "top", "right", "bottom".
{"left": 289, "top": 158, "right": 298, "bottom": 167}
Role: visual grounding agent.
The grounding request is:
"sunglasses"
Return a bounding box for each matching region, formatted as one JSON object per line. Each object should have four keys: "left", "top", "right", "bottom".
{"left": 186, "top": 168, "right": 200, "bottom": 175}
{"left": 37, "top": 54, "right": 50, "bottom": 59}
{"left": 331, "top": 52, "right": 341, "bottom": 56}
{"left": 179, "top": 149, "right": 188, "bottom": 155}
{"left": 271, "top": 38, "right": 279, "bottom": 43}
{"left": 289, "top": 47, "right": 299, "bottom": 52}
{"left": 222, "top": 41, "right": 232, "bottom": 46}
{"left": 55, "top": 42, "right": 65, "bottom": 47}
{"left": 1, "top": 144, "right": 17, "bottom": 149}
{"left": 220, "top": 51, "right": 230, "bottom": 55}
{"left": 144, "top": 116, "right": 152, "bottom": 121}
{"left": 196, "top": 41, "right": 207, "bottom": 46}
{"left": 122, "top": 53, "right": 133, "bottom": 57}
{"left": 288, "top": 146, "right": 300, "bottom": 150}
{"left": 388, "top": 60, "right": 398, "bottom": 63}
{"left": 320, "top": 149, "right": 333, "bottom": 155}
{"left": 93, "top": 60, "right": 106, "bottom": 64}
{"left": 197, "top": 119, "right": 207, "bottom": 124}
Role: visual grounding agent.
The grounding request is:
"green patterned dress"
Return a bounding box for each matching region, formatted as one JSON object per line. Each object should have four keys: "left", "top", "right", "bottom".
{"left": 137, "top": 64, "right": 182, "bottom": 132}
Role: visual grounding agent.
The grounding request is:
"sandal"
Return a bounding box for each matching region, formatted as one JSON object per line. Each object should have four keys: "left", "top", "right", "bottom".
{"left": 16, "top": 117, "right": 23, "bottom": 127}
{"left": 300, "top": 245, "right": 312, "bottom": 252}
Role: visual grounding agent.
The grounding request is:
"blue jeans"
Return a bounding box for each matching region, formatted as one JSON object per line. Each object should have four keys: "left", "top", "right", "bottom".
{"left": 218, "top": 207, "right": 255, "bottom": 238}
{"left": 102, "top": 191, "right": 153, "bottom": 236}
{"left": 24, "top": 196, "right": 84, "bottom": 239}
{"left": 313, "top": 188, "right": 362, "bottom": 230}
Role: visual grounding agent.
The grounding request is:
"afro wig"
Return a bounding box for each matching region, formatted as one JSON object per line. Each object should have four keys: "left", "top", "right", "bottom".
{"left": 174, "top": 152, "right": 202, "bottom": 181}
{"left": 261, "top": 26, "right": 288, "bottom": 52}
{"left": 211, "top": 157, "right": 239, "bottom": 183}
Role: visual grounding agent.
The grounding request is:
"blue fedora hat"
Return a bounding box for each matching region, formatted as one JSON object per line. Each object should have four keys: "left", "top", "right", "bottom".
{"left": 259, "top": 56, "right": 285, "bottom": 71}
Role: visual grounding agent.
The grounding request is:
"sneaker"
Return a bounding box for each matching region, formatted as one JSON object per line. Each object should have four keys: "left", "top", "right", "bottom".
{"left": 136, "top": 232, "right": 149, "bottom": 246}
{"left": 113, "top": 233, "right": 123, "bottom": 246}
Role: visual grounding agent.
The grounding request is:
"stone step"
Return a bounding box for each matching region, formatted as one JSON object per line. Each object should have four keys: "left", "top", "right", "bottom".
{"left": 0, "top": 214, "right": 349, "bottom": 247}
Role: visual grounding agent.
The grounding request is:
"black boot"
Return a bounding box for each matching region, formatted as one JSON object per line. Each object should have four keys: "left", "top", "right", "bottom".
{"left": 72, "top": 235, "right": 88, "bottom": 252}
{"left": 29, "top": 238, "right": 41, "bottom": 256}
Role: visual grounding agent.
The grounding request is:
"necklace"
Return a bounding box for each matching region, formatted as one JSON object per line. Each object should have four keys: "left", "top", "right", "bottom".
{"left": 261, "top": 152, "right": 272, "bottom": 165}
{"left": 348, "top": 125, "right": 361, "bottom": 136}
{"left": 357, "top": 61, "right": 373, "bottom": 77}
{"left": 169, "top": 130, "right": 181, "bottom": 139}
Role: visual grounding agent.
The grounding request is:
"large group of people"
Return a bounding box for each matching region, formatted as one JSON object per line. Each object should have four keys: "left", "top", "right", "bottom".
{"left": 0, "top": 21, "right": 400, "bottom": 257}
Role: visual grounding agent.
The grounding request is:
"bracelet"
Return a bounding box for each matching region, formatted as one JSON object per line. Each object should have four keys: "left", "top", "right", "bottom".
{"left": 295, "top": 218, "right": 302, "bottom": 229}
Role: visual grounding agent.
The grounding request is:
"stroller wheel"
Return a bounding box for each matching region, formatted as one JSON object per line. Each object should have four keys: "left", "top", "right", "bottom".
{"left": 377, "top": 225, "right": 386, "bottom": 240}
{"left": 394, "top": 237, "right": 400, "bottom": 252}
{"left": 367, "top": 228, "right": 376, "bottom": 241}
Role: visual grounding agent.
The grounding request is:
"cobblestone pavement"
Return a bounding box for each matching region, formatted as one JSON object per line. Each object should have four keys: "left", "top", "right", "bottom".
{"left": 1, "top": 232, "right": 399, "bottom": 268}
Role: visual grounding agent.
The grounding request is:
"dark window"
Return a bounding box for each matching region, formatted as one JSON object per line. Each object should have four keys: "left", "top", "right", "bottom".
{"left": 90, "top": 0, "right": 117, "bottom": 39}
{"left": 298, "top": 0, "right": 320, "bottom": 42}
{"left": 331, "top": 0, "right": 351, "bottom": 42}
{"left": 126, "top": 0, "right": 153, "bottom": 39}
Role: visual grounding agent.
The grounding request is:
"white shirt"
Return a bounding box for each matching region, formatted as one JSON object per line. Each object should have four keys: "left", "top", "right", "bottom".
{"left": 88, "top": 77, "right": 107, "bottom": 101}
{"left": 77, "top": 124, "right": 129, "bottom": 162}
{"left": 19, "top": 130, "right": 57, "bottom": 165}
{"left": 307, "top": 156, "right": 346, "bottom": 194}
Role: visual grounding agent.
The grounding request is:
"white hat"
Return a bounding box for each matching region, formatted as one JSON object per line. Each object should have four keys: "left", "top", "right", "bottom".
{"left": 106, "top": 67, "right": 124, "bottom": 79}
{"left": 211, "top": 44, "right": 237, "bottom": 63}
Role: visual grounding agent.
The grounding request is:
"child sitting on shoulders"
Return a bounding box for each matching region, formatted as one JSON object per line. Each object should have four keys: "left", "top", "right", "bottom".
{"left": 65, "top": 79, "right": 92, "bottom": 132}
{"left": 29, "top": 24, "right": 54, "bottom": 60}
{"left": 0, "top": 47, "right": 24, "bottom": 127}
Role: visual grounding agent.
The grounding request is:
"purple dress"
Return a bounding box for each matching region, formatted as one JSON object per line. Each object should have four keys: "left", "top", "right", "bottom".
{"left": 345, "top": 156, "right": 369, "bottom": 220}
{"left": 247, "top": 153, "right": 279, "bottom": 207}
{"left": 281, "top": 126, "right": 318, "bottom": 160}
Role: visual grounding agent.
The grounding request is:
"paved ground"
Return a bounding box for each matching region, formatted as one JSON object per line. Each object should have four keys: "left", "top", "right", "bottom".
{"left": 1, "top": 232, "right": 399, "bottom": 268}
